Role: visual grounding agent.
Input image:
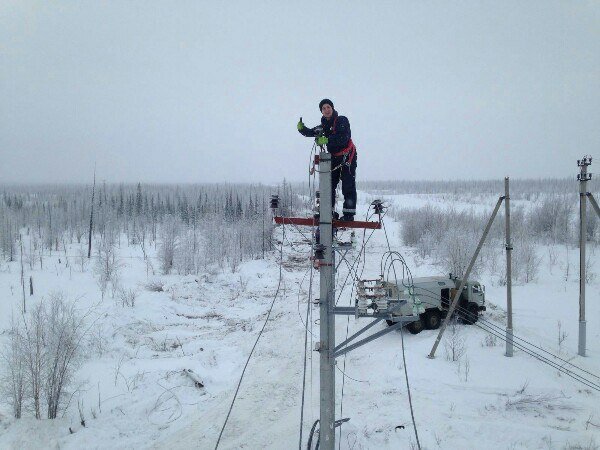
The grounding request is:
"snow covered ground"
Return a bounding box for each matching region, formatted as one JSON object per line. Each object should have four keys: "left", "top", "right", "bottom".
{"left": 0, "top": 191, "right": 599, "bottom": 449}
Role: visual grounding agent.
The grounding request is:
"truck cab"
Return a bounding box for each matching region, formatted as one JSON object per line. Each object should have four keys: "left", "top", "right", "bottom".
{"left": 465, "top": 281, "right": 485, "bottom": 310}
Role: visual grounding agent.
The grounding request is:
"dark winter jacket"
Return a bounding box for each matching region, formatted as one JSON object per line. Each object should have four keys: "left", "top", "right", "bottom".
{"left": 299, "top": 110, "right": 352, "bottom": 154}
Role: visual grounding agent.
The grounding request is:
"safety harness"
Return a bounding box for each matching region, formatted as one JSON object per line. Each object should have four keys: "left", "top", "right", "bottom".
{"left": 330, "top": 116, "right": 356, "bottom": 166}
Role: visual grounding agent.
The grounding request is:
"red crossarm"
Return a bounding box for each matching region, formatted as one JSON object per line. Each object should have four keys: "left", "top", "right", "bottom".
{"left": 273, "top": 216, "right": 381, "bottom": 230}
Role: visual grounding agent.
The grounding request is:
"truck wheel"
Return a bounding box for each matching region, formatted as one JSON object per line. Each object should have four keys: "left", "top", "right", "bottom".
{"left": 407, "top": 317, "right": 424, "bottom": 334}
{"left": 463, "top": 303, "right": 479, "bottom": 325}
{"left": 424, "top": 310, "right": 441, "bottom": 329}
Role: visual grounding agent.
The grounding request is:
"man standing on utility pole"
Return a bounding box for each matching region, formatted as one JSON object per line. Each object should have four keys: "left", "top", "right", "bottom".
{"left": 297, "top": 99, "right": 357, "bottom": 221}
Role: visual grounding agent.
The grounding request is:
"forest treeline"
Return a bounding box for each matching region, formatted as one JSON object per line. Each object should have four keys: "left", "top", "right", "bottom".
{"left": 0, "top": 182, "right": 304, "bottom": 273}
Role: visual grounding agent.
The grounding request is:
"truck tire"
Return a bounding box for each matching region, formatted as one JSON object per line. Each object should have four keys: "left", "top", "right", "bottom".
{"left": 463, "top": 303, "right": 479, "bottom": 325}
{"left": 424, "top": 310, "right": 441, "bottom": 330}
{"left": 407, "top": 317, "right": 424, "bottom": 334}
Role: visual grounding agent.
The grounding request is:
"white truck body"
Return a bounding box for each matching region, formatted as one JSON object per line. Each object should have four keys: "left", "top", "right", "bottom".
{"left": 386, "top": 275, "right": 486, "bottom": 333}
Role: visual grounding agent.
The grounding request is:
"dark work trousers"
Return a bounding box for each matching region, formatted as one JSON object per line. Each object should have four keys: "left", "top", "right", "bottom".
{"left": 331, "top": 154, "right": 357, "bottom": 218}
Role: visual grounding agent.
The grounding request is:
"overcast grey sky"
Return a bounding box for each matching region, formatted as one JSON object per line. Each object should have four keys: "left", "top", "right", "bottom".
{"left": 1, "top": 1, "right": 598, "bottom": 184}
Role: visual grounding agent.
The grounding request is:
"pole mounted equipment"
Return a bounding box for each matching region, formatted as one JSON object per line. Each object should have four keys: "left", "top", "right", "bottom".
{"left": 272, "top": 155, "right": 419, "bottom": 450}
{"left": 270, "top": 194, "right": 280, "bottom": 211}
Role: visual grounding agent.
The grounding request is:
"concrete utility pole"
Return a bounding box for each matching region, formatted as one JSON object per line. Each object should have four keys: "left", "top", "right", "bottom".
{"left": 577, "top": 156, "right": 592, "bottom": 356}
{"left": 318, "top": 150, "right": 336, "bottom": 450}
{"left": 505, "top": 177, "right": 513, "bottom": 357}
{"left": 273, "top": 157, "right": 412, "bottom": 448}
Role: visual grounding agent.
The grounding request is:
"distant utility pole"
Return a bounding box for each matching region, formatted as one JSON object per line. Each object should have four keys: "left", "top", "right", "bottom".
{"left": 577, "top": 156, "right": 592, "bottom": 356}
{"left": 20, "top": 235, "right": 26, "bottom": 313}
{"left": 88, "top": 167, "right": 96, "bottom": 259}
{"left": 504, "top": 177, "right": 513, "bottom": 357}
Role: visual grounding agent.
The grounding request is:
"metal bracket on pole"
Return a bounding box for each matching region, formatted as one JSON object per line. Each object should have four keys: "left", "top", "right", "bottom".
{"left": 334, "top": 247, "right": 351, "bottom": 271}
{"left": 333, "top": 320, "right": 408, "bottom": 359}
{"left": 428, "top": 196, "right": 504, "bottom": 359}
{"left": 333, "top": 318, "right": 383, "bottom": 354}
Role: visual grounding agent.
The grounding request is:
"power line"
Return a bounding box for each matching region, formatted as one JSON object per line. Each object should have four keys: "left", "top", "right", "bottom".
{"left": 417, "top": 296, "right": 600, "bottom": 392}
{"left": 378, "top": 248, "right": 600, "bottom": 392}
{"left": 381, "top": 218, "right": 421, "bottom": 450}
{"left": 299, "top": 164, "right": 318, "bottom": 449}
{"left": 337, "top": 207, "right": 379, "bottom": 448}
{"left": 416, "top": 285, "right": 600, "bottom": 382}
{"left": 214, "top": 222, "right": 286, "bottom": 449}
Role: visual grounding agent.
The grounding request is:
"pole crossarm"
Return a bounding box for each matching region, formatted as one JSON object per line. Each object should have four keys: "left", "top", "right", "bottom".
{"left": 428, "top": 195, "right": 504, "bottom": 359}
{"left": 587, "top": 193, "right": 600, "bottom": 219}
{"left": 273, "top": 216, "right": 381, "bottom": 229}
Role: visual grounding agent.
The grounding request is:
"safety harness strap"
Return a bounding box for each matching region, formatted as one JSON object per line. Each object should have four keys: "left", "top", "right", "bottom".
{"left": 330, "top": 117, "right": 356, "bottom": 165}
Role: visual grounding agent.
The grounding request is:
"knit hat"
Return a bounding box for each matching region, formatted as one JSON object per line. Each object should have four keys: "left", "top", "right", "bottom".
{"left": 319, "top": 98, "right": 334, "bottom": 111}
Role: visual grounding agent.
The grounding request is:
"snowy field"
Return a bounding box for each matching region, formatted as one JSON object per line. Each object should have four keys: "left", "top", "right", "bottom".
{"left": 0, "top": 190, "right": 599, "bottom": 450}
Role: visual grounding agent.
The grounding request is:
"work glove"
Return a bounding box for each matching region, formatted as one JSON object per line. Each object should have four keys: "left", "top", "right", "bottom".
{"left": 297, "top": 117, "right": 305, "bottom": 131}
{"left": 316, "top": 135, "right": 328, "bottom": 146}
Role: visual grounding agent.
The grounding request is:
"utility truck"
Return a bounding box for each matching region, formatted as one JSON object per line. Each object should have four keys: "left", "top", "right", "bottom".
{"left": 384, "top": 275, "right": 486, "bottom": 334}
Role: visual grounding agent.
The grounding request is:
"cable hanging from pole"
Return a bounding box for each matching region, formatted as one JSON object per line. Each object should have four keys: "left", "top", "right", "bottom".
{"left": 214, "top": 219, "right": 286, "bottom": 449}
{"left": 380, "top": 218, "right": 422, "bottom": 450}
{"left": 299, "top": 153, "right": 319, "bottom": 449}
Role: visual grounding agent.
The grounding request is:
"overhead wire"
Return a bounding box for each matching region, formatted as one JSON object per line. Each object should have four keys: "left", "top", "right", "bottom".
{"left": 296, "top": 154, "right": 408, "bottom": 447}
{"left": 334, "top": 209, "right": 381, "bottom": 306}
{"left": 413, "top": 292, "right": 600, "bottom": 392}
{"left": 298, "top": 153, "right": 383, "bottom": 446}
{"left": 214, "top": 219, "right": 286, "bottom": 449}
{"left": 335, "top": 205, "right": 398, "bottom": 446}
{"left": 376, "top": 219, "right": 600, "bottom": 405}
{"left": 380, "top": 218, "right": 421, "bottom": 450}
{"left": 373, "top": 226, "right": 600, "bottom": 435}
{"left": 299, "top": 144, "right": 318, "bottom": 449}
{"left": 299, "top": 242, "right": 315, "bottom": 449}
{"left": 337, "top": 206, "right": 379, "bottom": 447}
{"left": 412, "top": 283, "right": 600, "bottom": 381}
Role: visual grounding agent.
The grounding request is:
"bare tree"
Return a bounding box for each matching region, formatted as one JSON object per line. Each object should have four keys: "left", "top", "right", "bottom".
{"left": 444, "top": 317, "right": 466, "bottom": 362}
{"left": 77, "top": 246, "right": 88, "bottom": 272}
{"left": 23, "top": 303, "right": 46, "bottom": 418}
{"left": 94, "top": 229, "right": 121, "bottom": 299}
{"left": 117, "top": 287, "right": 138, "bottom": 307}
{"left": 0, "top": 316, "right": 26, "bottom": 418}
{"left": 439, "top": 228, "right": 481, "bottom": 279}
{"left": 42, "top": 293, "right": 85, "bottom": 419}
{"left": 174, "top": 228, "right": 199, "bottom": 275}
{"left": 0, "top": 293, "right": 85, "bottom": 419}
{"left": 159, "top": 216, "right": 179, "bottom": 274}
{"left": 513, "top": 234, "right": 542, "bottom": 283}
